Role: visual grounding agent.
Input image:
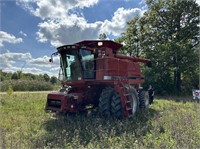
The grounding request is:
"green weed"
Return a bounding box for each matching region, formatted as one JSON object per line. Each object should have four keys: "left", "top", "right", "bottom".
{"left": 6, "top": 85, "right": 13, "bottom": 95}
{"left": 0, "top": 94, "right": 199, "bottom": 148}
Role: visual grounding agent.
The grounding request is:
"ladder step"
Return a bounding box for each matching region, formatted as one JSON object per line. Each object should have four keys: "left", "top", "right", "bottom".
{"left": 126, "top": 107, "right": 132, "bottom": 111}
{"left": 120, "top": 87, "right": 126, "bottom": 89}
{"left": 126, "top": 100, "right": 131, "bottom": 103}
{"left": 124, "top": 93, "right": 131, "bottom": 96}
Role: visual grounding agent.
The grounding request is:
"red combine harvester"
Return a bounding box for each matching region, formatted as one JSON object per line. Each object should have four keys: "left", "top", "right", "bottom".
{"left": 46, "top": 40, "right": 151, "bottom": 118}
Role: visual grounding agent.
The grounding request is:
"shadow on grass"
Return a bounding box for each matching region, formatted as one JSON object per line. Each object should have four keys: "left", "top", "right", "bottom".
{"left": 155, "top": 95, "right": 200, "bottom": 103}
{"left": 39, "top": 108, "right": 158, "bottom": 148}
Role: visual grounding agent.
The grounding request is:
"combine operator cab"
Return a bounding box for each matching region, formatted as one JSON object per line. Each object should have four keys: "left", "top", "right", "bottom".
{"left": 46, "top": 40, "right": 151, "bottom": 118}
{"left": 58, "top": 46, "right": 96, "bottom": 81}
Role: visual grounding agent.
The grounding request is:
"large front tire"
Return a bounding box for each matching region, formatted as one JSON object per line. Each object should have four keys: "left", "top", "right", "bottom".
{"left": 98, "top": 87, "right": 114, "bottom": 117}
{"left": 111, "top": 85, "right": 139, "bottom": 118}
{"left": 111, "top": 92, "right": 123, "bottom": 118}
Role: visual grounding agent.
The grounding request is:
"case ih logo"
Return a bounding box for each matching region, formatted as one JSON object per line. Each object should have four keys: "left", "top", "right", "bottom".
{"left": 192, "top": 90, "right": 200, "bottom": 100}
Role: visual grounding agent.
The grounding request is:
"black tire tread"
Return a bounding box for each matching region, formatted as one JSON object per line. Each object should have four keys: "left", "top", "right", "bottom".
{"left": 111, "top": 92, "right": 123, "bottom": 118}
{"left": 98, "top": 87, "right": 114, "bottom": 117}
{"left": 139, "top": 90, "right": 149, "bottom": 108}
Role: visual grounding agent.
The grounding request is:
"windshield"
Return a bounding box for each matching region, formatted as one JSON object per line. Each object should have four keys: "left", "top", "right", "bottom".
{"left": 60, "top": 48, "right": 95, "bottom": 81}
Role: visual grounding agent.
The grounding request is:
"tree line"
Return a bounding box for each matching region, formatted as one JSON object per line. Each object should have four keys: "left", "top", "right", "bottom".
{"left": 114, "top": 0, "right": 199, "bottom": 95}
{"left": 0, "top": 70, "right": 59, "bottom": 92}
{"left": 0, "top": 70, "right": 58, "bottom": 84}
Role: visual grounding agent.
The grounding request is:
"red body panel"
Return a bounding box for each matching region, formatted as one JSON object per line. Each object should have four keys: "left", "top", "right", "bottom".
{"left": 46, "top": 92, "right": 67, "bottom": 112}
{"left": 95, "top": 56, "right": 144, "bottom": 84}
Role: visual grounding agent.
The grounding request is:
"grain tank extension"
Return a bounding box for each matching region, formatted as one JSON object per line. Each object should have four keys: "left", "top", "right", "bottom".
{"left": 46, "top": 40, "right": 151, "bottom": 118}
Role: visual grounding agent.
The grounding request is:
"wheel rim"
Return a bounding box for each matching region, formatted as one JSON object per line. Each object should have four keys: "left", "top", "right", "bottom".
{"left": 125, "top": 85, "right": 138, "bottom": 116}
{"left": 130, "top": 94, "right": 137, "bottom": 115}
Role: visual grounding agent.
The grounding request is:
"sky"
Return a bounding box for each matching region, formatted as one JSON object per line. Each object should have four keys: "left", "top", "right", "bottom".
{"left": 0, "top": 0, "right": 199, "bottom": 77}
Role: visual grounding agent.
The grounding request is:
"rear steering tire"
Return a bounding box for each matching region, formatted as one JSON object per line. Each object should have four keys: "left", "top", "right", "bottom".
{"left": 129, "top": 87, "right": 139, "bottom": 116}
{"left": 139, "top": 90, "right": 149, "bottom": 108}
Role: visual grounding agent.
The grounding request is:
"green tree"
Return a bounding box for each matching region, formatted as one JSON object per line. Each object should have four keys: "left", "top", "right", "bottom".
{"left": 24, "top": 73, "right": 36, "bottom": 80}
{"left": 0, "top": 69, "right": 4, "bottom": 81}
{"left": 142, "top": 0, "right": 199, "bottom": 94}
{"left": 99, "top": 33, "right": 107, "bottom": 40}
{"left": 117, "top": 16, "right": 142, "bottom": 56}
{"left": 1, "top": 71, "right": 12, "bottom": 81}
{"left": 11, "top": 72, "right": 19, "bottom": 80}
{"left": 50, "top": 76, "right": 58, "bottom": 84}
{"left": 118, "top": 0, "right": 199, "bottom": 95}
{"left": 43, "top": 73, "right": 50, "bottom": 82}
{"left": 17, "top": 71, "right": 23, "bottom": 79}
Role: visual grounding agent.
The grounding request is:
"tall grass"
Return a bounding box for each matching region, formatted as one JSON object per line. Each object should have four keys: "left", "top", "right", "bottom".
{"left": 0, "top": 93, "right": 200, "bottom": 148}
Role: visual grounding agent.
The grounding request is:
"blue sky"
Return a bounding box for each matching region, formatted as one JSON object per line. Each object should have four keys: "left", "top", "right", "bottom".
{"left": 3, "top": 0, "right": 192, "bottom": 77}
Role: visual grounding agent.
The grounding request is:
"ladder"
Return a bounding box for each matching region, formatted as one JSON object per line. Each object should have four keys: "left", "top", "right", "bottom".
{"left": 114, "top": 79, "right": 133, "bottom": 117}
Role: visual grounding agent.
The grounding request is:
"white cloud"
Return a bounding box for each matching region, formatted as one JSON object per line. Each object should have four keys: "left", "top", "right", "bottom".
{"left": 2, "top": 66, "right": 57, "bottom": 77}
{"left": 50, "top": 67, "right": 60, "bottom": 71}
{"left": 17, "top": 0, "right": 99, "bottom": 19}
{"left": 34, "top": 8, "right": 143, "bottom": 47}
{"left": 196, "top": 0, "right": 200, "bottom": 5}
{"left": 19, "top": 31, "right": 27, "bottom": 37}
{"left": 0, "top": 51, "right": 31, "bottom": 69}
{"left": 16, "top": 0, "right": 144, "bottom": 47}
{"left": 19, "top": 67, "right": 57, "bottom": 77}
{"left": 0, "top": 51, "right": 59, "bottom": 76}
{"left": 139, "top": 0, "right": 145, "bottom": 5}
{"left": 36, "top": 7, "right": 144, "bottom": 47}
{"left": 36, "top": 15, "right": 102, "bottom": 46}
{"left": 0, "top": 31, "right": 23, "bottom": 47}
{"left": 28, "top": 55, "right": 59, "bottom": 68}
{"left": 139, "top": 0, "right": 148, "bottom": 10}
{"left": 16, "top": 0, "right": 37, "bottom": 15}
{"left": 101, "top": 8, "right": 144, "bottom": 36}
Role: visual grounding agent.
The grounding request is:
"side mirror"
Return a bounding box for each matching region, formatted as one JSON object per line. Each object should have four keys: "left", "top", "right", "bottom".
{"left": 49, "top": 52, "right": 58, "bottom": 63}
{"left": 49, "top": 58, "right": 53, "bottom": 63}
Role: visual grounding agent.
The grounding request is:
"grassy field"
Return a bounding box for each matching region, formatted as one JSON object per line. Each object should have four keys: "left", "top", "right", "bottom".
{"left": 0, "top": 93, "right": 200, "bottom": 148}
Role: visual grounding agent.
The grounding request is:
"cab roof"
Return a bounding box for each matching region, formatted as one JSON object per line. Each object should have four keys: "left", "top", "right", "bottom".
{"left": 57, "top": 40, "right": 123, "bottom": 51}
{"left": 75, "top": 40, "right": 123, "bottom": 51}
